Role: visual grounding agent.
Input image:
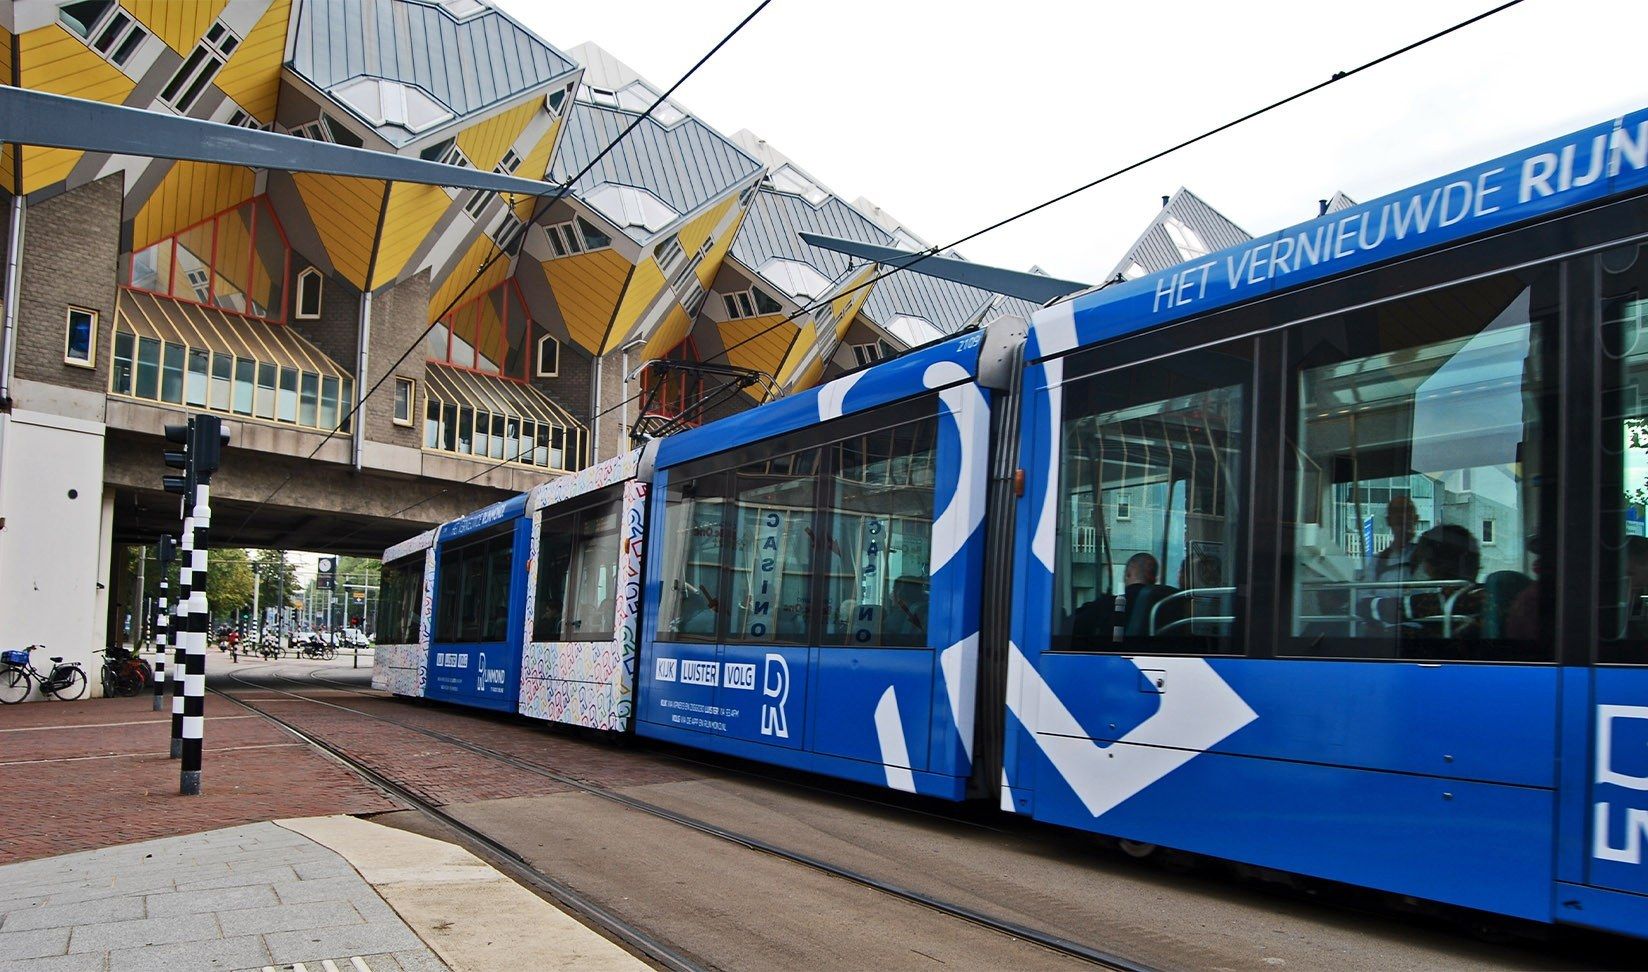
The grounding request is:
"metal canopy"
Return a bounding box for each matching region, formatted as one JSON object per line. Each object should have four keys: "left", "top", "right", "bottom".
{"left": 798, "top": 232, "right": 1088, "bottom": 305}
{"left": 0, "top": 88, "right": 557, "bottom": 195}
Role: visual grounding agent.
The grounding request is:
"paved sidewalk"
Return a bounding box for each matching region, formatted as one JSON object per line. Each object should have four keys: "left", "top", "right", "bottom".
{"left": 0, "top": 820, "right": 444, "bottom": 971}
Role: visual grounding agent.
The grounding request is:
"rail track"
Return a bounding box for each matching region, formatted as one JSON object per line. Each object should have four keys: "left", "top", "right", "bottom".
{"left": 218, "top": 660, "right": 1158, "bottom": 972}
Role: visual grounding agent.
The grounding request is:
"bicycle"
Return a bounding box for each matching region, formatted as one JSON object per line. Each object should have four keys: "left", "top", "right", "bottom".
{"left": 0, "top": 646, "right": 88, "bottom": 703}
{"left": 298, "top": 639, "right": 336, "bottom": 661}
{"left": 98, "top": 645, "right": 151, "bottom": 698}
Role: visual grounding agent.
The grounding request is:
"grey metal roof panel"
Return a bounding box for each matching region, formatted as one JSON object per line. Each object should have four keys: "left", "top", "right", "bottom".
{"left": 290, "top": 0, "right": 577, "bottom": 146}
{"left": 1104, "top": 187, "right": 1252, "bottom": 281}
{"left": 729, "top": 186, "right": 1015, "bottom": 335}
{"left": 551, "top": 100, "right": 762, "bottom": 242}
{"left": 1324, "top": 190, "right": 1357, "bottom": 214}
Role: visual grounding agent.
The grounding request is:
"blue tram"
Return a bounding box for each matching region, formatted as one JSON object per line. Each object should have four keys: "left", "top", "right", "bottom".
{"left": 377, "top": 105, "right": 1648, "bottom": 937}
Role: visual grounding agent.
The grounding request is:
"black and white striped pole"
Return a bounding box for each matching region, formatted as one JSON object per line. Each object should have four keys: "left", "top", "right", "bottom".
{"left": 162, "top": 426, "right": 194, "bottom": 759}
{"left": 151, "top": 536, "right": 175, "bottom": 712}
{"left": 162, "top": 415, "right": 228, "bottom": 796}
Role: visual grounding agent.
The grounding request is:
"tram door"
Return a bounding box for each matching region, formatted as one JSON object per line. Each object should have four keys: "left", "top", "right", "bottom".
{"left": 1588, "top": 282, "right": 1648, "bottom": 898}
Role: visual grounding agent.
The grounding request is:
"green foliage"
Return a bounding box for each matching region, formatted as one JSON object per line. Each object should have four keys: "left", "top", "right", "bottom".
{"left": 252, "top": 549, "right": 300, "bottom": 608}
{"left": 205, "top": 548, "right": 255, "bottom": 615}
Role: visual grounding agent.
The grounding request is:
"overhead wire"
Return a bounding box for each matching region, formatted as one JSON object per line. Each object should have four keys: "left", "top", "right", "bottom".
{"left": 703, "top": 0, "right": 1529, "bottom": 369}
{"left": 246, "top": 0, "right": 1529, "bottom": 548}
{"left": 225, "top": 0, "right": 773, "bottom": 543}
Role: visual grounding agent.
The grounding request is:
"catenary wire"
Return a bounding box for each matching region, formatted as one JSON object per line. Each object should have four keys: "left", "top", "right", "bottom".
{"left": 224, "top": 0, "right": 772, "bottom": 542}
{"left": 317, "top": 0, "right": 1532, "bottom": 549}
{"left": 703, "top": 0, "right": 1529, "bottom": 369}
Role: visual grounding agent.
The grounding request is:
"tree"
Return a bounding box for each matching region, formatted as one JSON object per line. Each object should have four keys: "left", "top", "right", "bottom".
{"left": 205, "top": 548, "right": 255, "bottom": 622}
{"left": 251, "top": 549, "right": 299, "bottom": 610}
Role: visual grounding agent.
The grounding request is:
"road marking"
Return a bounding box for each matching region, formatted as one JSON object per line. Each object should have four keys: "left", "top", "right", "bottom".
{"left": 0, "top": 715, "right": 257, "bottom": 733}
{"left": 0, "top": 742, "right": 303, "bottom": 765}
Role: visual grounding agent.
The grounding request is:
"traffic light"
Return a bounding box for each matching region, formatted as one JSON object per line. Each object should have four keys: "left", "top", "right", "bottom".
{"left": 160, "top": 415, "right": 231, "bottom": 496}
{"left": 162, "top": 418, "right": 194, "bottom": 498}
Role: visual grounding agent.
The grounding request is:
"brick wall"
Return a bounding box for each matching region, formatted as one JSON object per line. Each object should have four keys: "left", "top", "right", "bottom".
{"left": 363, "top": 272, "right": 429, "bottom": 450}
{"left": 13, "top": 175, "right": 122, "bottom": 398}
{"left": 288, "top": 260, "right": 360, "bottom": 377}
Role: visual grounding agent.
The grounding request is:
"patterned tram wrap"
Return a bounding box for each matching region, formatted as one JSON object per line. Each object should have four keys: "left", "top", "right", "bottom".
{"left": 519, "top": 451, "right": 652, "bottom": 731}
{"left": 388, "top": 106, "right": 1648, "bottom": 938}
{"left": 373, "top": 528, "right": 437, "bottom": 698}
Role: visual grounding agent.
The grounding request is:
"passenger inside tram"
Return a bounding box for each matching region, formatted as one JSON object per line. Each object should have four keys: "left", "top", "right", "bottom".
{"left": 1290, "top": 267, "right": 1556, "bottom": 660}
{"left": 1053, "top": 347, "right": 1248, "bottom": 654}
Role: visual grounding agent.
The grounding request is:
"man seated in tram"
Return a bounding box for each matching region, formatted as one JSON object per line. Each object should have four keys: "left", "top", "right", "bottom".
{"left": 1364, "top": 496, "right": 1421, "bottom": 582}
{"left": 1361, "top": 523, "right": 1484, "bottom": 641}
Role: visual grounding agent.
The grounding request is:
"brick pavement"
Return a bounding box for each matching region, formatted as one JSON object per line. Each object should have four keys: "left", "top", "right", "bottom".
{"left": 240, "top": 695, "right": 574, "bottom": 808}
{"left": 329, "top": 693, "right": 701, "bottom": 791}
{"left": 0, "top": 821, "right": 446, "bottom": 971}
{"left": 0, "top": 694, "right": 396, "bottom": 865}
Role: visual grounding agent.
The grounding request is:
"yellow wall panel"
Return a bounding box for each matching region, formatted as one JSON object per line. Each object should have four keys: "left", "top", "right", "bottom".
{"left": 676, "top": 194, "right": 735, "bottom": 253}
{"left": 125, "top": 0, "right": 227, "bottom": 56}
{"left": 774, "top": 321, "right": 815, "bottom": 387}
{"left": 213, "top": 0, "right": 290, "bottom": 124}
{"left": 716, "top": 314, "right": 791, "bottom": 376}
{"left": 370, "top": 181, "right": 451, "bottom": 290}
{"left": 429, "top": 234, "right": 509, "bottom": 324}
{"left": 293, "top": 173, "right": 385, "bottom": 290}
{"left": 541, "top": 247, "right": 630, "bottom": 353}
{"left": 603, "top": 257, "right": 664, "bottom": 353}
{"left": 131, "top": 160, "right": 255, "bottom": 249}
{"left": 512, "top": 117, "right": 561, "bottom": 221}
{"left": 18, "top": 25, "right": 138, "bottom": 192}
{"left": 640, "top": 304, "right": 693, "bottom": 361}
{"left": 455, "top": 97, "right": 542, "bottom": 174}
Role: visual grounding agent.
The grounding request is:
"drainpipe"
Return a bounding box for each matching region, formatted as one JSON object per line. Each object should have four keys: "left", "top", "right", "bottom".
{"left": 0, "top": 194, "right": 25, "bottom": 408}
{"left": 590, "top": 348, "right": 603, "bottom": 464}
{"left": 353, "top": 290, "right": 371, "bottom": 471}
{"left": 619, "top": 339, "right": 645, "bottom": 445}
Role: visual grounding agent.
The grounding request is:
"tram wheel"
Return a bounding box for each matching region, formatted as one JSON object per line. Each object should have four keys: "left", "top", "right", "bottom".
{"left": 1117, "top": 839, "right": 1158, "bottom": 859}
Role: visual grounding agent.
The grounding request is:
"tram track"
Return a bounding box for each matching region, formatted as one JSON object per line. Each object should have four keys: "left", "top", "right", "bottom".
{"left": 218, "top": 661, "right": 1158, "bottom": 972}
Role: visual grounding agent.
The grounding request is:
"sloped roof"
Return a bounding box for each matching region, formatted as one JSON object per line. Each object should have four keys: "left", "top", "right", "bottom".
{"left": 288, "top": 0, "right": 578, "bottom": 147}
{"left": 731, "top": 186, "right": 1025, "bottom": 336}
{"left": 1323, "top": 190, "right": 1357, "bottom": 214}
{"left": 1104, "top": 188, "right": 1252, "bottom": 282}
{"left": 550, "top": 98, "right": 761, "bottom": 242}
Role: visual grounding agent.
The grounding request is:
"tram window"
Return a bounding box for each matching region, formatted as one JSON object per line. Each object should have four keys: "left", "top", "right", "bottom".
{"left": 533, "top": 510, "right": 575, "bottom": 641}
{"left": 655, "top": 396, "right": 941, "bottom": 646}
{"left": 821, "top": 417, "right": 937, "bottom": 647}
{"left": 1052, "top": 343, "right": 1250, "bottom": 654}
{"left": 565, "top": 499, "right": 622, "bottom": 642}
{"left": 726, "top": 449, "right": 820, "bottom": 645}
{"left": 378, "top": 556, "right": 424, "bottom": 645}
{"left": 656, "top": 473, "right": 732, "bottom": 642}
{"left": 1600, "top": 246, "right": 1648, "bottom": 664}
{"left": 1284, "top": 267, "right": 1557, "bottom": 661}
{"left": 435, "top": 530, "right": 514, "bottom": 643}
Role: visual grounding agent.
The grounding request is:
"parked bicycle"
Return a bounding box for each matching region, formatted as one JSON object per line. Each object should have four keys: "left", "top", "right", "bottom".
{"left": 98, "top": 645, "right": 152, "bottom": 698}
{"left": 0, "top": 646, "right": 88, "bottom": 703}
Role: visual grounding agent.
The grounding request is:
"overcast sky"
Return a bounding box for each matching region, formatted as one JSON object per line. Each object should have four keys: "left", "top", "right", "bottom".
{"left": 498, "top": 0, "right": 1644, "bottom": 284}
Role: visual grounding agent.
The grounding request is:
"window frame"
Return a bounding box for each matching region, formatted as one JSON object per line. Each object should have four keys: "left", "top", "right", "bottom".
{"left": 1275, "top": 264, "right": 1562, "bottom": 664}
{"left": 295, "top": 267, "right": 322, "bottom": 320}
{"left": 536, "top": 335, "right": 560, "bottom": 378}
{"left": 654, "top": 393, "right": 942, "bottom": 647}
{"left": 434, "top": 526, "right": 516, "bottom": 645}
{"left": 1040, "top": 197, "right": 1648, "bottom": 667}
{"left": 392, "top": 376, "right": 416, "bottom": 426}
{"left": 1047, "top": 337, "right": 1255, "bottom": 657}
{"left": 532, "top": 488, "right": 625, "bottom": 643}
{"left": 64, "top": 306, "right": 98, "bottom": 368}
